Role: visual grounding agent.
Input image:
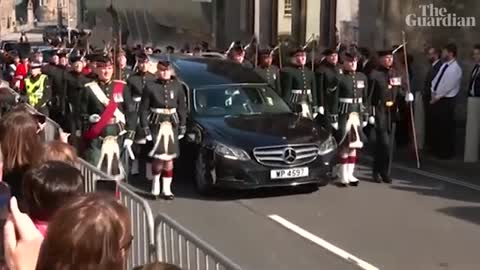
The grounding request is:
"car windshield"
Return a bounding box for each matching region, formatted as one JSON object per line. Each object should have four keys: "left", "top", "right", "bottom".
{"left": 194, "top": 85, "right": 291, "bottom": 116}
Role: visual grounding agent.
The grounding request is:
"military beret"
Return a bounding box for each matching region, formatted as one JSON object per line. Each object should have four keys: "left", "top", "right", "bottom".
{"left": 30, "top": 61, "right": 43, "bottom": 69}
{"left": 231, "top": 46, "right": 245, "bottom": 54}
{"left": 344, "top": 51, "right": 358, "bottom": 61}
{"left": 377, "top": 50, "right": 393, "bottom": 57}
{"left": 322, "top": 48, "right": 338, "bottom": 56}
{"left": 96, "top": 55, "right": 113, "bottom": 67}
{"left": 290, "top": 47, "right": 306, "bottom": 56}
{"left": 137, "top": 52, "right": 149, "bottom": 62}
{"left": 157, "top": 60, "right": 171, "bottom": 70}
{"left": 70, "top": 55, "right": 83, "bottom": 63}
{"left": 258, "top": 49, "right": 272, "bottom": 57}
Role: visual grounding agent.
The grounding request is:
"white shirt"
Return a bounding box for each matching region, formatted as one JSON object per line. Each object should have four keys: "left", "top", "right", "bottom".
{"left": 470, "top": 63, "right": 480, "bottom": 96}
{"left": 431, "top": 59, "right": 462, "bottom": 98}
{"left": 432, "top": 59, "right": 440, "bottom": 67}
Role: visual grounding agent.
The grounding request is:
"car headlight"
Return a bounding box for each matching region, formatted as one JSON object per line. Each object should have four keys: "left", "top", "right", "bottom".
{"left": 214, "top": 142, "right": 251, "bottom": 161}
{"left": 318, "top": 136, "right": 337, "bottom": 155}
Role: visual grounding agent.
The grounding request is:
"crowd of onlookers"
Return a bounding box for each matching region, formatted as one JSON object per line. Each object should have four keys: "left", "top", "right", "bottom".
{"left": 0, "top": 102, "right": 181, "bottom": 269}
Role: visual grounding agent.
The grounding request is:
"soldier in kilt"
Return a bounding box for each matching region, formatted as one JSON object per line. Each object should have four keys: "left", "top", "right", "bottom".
{"left": 138, "top": 60, "right": 187, "bottom": 199}
{"left": 331, "top": 52, "right": 370, "bottom": 187}
{"left": 126, "top": 53, "right": 156, "bottom": 177}
{"left": 80, "top": 55, "right": 136, "bottom": 179}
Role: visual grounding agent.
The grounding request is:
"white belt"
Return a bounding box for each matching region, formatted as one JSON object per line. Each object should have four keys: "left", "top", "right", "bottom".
{"left": 151, "top": 108, "right": 177, "bottom": 114}
{"left": 133, "top": 97, "right": 141, "bottom": 102}
{"left": 340, "top": 97, "right": 362, "bottom": 104}
{"left": 292, "top": 89, "right": 311, "bottom": 94}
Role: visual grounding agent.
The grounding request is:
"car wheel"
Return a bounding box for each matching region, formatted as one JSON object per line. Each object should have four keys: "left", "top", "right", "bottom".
{"left": 194, "top": 150, "right": 213, "bottom": 195}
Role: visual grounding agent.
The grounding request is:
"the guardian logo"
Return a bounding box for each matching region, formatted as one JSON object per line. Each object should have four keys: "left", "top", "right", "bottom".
{"left": 406, "top": 4, "right": 476, "bottom": 27}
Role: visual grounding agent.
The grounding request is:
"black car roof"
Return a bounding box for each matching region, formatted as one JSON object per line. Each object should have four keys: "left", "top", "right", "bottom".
{"left": 154, "top": 54, "right": 266, "bottom": 89}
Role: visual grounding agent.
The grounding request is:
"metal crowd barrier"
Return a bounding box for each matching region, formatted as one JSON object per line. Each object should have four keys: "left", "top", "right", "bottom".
{"left": 118, "top": 181, "right": 157, "bottom": 268}
{"left": 155, "top": 214, "right": 242, "bottom": 270}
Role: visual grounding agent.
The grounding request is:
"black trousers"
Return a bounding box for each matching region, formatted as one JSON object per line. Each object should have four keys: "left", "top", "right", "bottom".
{"left": 372, "top": 127, "right": 393, "bottom": 176}
{"left": 370, "top": 108, "right": 396, "bottom": 176}
{"left": 429, "top": 97, "right": 456, "bottom": 159}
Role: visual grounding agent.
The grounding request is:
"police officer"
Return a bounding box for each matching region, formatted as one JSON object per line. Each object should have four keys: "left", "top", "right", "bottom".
{"left": 369, "top": 50, "right": 414, "bottom": 183}
{"left": 115, "top": 49, "right": 132, "bottom": 81}
{"left": 80, "top": 54, "right": 136, "bottom": 179}
{"left": 25, "top": 61, "right": 51, "bottom": 116}
{"left": 281, "top": 47, "right": 317, "bottom": 118}
{"left": 254, "top": 49, "right": 281, "bottom": 95}
{"left": 331, "top": 52, "right": 369, "bottom": 187}
{"left": 316, "top": 48, "right": 341, "bottom": 120}
{"left": 138, "top": 60, "right": 187, "bottom": 199}
{"left": 126, "top": 52, "right": 156, "bottom": 176}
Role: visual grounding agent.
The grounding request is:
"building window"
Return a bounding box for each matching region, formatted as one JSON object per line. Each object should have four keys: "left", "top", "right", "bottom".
{"left": 284, "top": 0, "right": 292, "bottom": 17}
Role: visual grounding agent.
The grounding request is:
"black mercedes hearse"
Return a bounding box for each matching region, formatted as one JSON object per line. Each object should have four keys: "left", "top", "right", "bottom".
{"left": 151, "top": 55, "right": 337, "bottom": 194}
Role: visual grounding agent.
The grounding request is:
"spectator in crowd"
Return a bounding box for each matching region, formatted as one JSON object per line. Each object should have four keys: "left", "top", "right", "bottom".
{"left": 424, "top": 47, "right": 443, "bottom": 151}
{"left": 429, "top": 43, "right": 462, "bottom": 159}
{"left": 13, "top": 52, "right": 29, "bottom": 92}
{"left": 0, "top": 109, "right": 43, "bottom": 199}
{"left": 42, "top": 140, "right": 78, "bottom": 165}
{"left": 5, "top": 52, "right": 20, "bottom": 83}
{"left": 32, "top": 50, "right": 43, "bottom": 64}
{"left": 463, "top": 44, "right": 480, "bottom": 162}
{"left": 22, "top": 161, "right": 84, "bottom": 236}
{"left": 36, "top": 193, "right": 131, "bottom": 270}
{"left": 134, "top": 262, "right": 182, "bottom": 270}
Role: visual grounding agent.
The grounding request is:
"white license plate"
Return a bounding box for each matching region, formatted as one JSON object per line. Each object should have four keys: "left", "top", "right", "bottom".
{"left": 270, "top": 167, "right": 309, "bottom": 179}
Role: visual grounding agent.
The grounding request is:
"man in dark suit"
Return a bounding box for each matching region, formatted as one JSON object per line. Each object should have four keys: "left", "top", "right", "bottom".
{"left": 464, "top": 44, "right": 480, "bottom": 162}
{"left": 423, "top": 46, "right": 443, "bottom": 151}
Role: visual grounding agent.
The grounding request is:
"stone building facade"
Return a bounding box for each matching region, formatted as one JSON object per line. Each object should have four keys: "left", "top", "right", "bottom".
{"left": 35, "top": 0, "right": 78, "bottom": 26}
{"left": 0, "top": 0, "right": 16, "bottom": 35}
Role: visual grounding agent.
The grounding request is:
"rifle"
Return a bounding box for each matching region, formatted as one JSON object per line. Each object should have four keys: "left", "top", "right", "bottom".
{"left": 302, "top": 34, "right": 317, "bottom": 72}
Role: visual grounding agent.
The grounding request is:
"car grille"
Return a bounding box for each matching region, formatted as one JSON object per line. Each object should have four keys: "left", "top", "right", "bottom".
{"left": 253, "top": 144, "right": 319, "bottom": 168}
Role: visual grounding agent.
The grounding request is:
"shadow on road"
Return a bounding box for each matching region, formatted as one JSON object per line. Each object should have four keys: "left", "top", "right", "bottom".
{"left": 437, "top": 206, "right": 480, "bottom": 226}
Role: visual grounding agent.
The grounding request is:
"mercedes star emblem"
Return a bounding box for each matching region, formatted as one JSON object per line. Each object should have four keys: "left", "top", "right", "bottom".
{"left": 283, "top": 148, "right": 297, "bottom": 164}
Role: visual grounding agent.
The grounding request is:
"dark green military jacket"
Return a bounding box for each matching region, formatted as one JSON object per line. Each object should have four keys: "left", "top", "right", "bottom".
{"left": 280, "top": 65, "right": 317, "bottom": 106}
{"left": 254, "top": 65, "right": 281, "bottom": 95}
{"left": 332, "top": 71, "right": 369, "bottom": 116}
{"left": 333, "top": 71, "right": 369, "bottom": 143}
{"left": 369, "top": 66, "right": 403, "bottom": 131}
{"left": 80, "top": 79, "right": 136, "bottom": 137}
{"left": 115, "top": 66, "right": 133, "bottom": 81}
{"left": 316, "top": 62, "right": 341, "bottom": 114}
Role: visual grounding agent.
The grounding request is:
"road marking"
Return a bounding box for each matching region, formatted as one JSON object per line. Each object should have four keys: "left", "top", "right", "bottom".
{"left": 268, "top": 214, "right": 379, "bottom": 270}
{"left": 362, "top": 157, "right": 480, "bottom": 192}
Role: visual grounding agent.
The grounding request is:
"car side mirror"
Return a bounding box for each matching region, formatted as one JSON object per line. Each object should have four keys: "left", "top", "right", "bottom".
{"left": 292, "top": 104, "right": 303, "bottom": 113}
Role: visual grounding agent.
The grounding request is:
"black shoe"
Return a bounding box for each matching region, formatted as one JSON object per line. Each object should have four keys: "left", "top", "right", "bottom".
{"left": 373, "top": 173, "right": 382, "bottom": 183}
{"left": 381, "top": 174, "right": 392, "bottom": 184}
{"left": 335, "top": 182, "right": 348, "bottom": 188}
{"left": 349, "top": 181, "right": 359, "bottom": 187}
{"left": 162, "top": 194, "right": 175, "bottom": 200}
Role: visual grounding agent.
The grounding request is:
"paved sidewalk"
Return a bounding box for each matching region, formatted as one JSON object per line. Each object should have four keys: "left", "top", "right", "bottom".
{"left": 387, "top": 147, "right": 480, "bottom": 184}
